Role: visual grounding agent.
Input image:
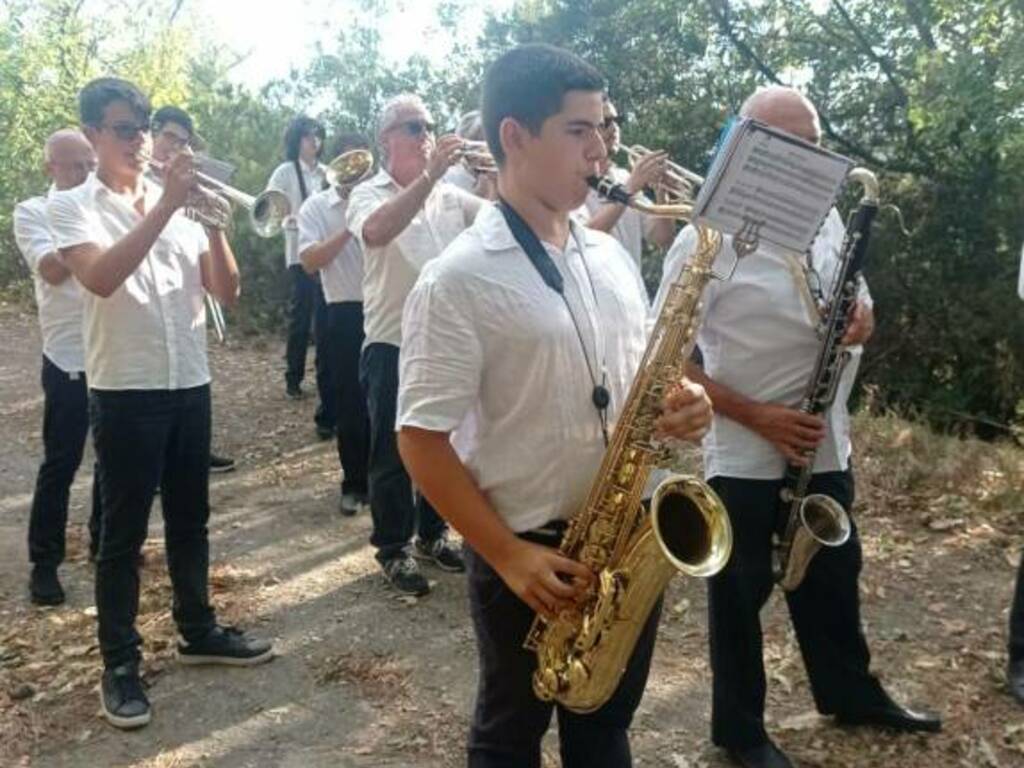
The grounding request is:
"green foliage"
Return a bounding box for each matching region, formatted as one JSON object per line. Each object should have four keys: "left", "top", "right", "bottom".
{"left": 0, "top": 0, "right": 1021, "bottom": 431}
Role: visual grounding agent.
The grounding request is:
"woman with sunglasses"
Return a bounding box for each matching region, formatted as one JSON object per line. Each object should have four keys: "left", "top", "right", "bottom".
{"left": 266, "top": 116, "right": 335, "bottom": 439}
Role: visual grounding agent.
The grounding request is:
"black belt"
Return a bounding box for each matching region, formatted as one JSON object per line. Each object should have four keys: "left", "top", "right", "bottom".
{"left": 518, "top": 520, "right": 568, "bottom": 547}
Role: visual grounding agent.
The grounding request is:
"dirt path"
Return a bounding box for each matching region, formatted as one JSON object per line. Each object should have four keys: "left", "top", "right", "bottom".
{"left": 1, "top": 303, "right": 1023, "bottom": 768}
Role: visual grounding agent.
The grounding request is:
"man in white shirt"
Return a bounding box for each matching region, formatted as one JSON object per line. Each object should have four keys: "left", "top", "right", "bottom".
{"left": 398, "top": 44, "right": 712, "bottom": 767}
{"left": 149, "top": 104, "right": 235, "bottom": 475}
{"left": 14, "top": 129, "right": 100, "bottom": 606}
{"left": 266, "top": 116, "right": 334, "bottom": 437}
{"left": 347, "top": 93, "right": 483, "bottom": 595}
{"left": 49, "top": 77, "right": 272, "bottom": 731}
{"left": 298, "top": 132, "right": 372, "bottom": 517}
{"left": 578, "top": 97, "right": 674, "bottom": 279}
{"left": 654, "top": 86, "right": 940, "bottom": 768}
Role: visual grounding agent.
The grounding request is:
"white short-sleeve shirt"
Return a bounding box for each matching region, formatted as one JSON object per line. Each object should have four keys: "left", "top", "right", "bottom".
{"left": 265, "top": 159, "right": 327, "bottom": 268}
{"left": 577, "top": 165, "right": 658, "bottom": 271}
{"left": 347, "top": 169, "right": 480, "bottom": 348}
{"left": 297, "top": 187, "right": 364, "bottom": 304}
{"left": 13, "top": 189, "right": 85, "bottom": 373}
{"left": 653, "top": 208, "right": 869, "bottom": 481}
{"left": 47, "top": 172, "right": 211, "bottom": 391}
{"left": 398, "top": 204, "right": 651, "bottom": 533}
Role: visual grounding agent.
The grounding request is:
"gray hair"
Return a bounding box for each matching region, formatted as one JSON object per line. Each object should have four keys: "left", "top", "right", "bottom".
{"left": 377, "top": 93, "right": 429, "bottom": 139}
{"left": 455, "top": 110, "right": 483, "bottom": 141}
{"left": 44, "top": 128, "right": 90, "bottom": 162}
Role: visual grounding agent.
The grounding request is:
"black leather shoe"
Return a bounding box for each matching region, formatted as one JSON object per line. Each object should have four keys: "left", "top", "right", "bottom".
{"left": 726, "top": 740, "right": 794, "bottom": 768}
{"left": 30, "top": 566, "right": 65, "bottom": 606}
{"left": 835, "top": 701, "right": 942, "bottom": 733}
{"left": 1008, "top": 659, "right": 1024, "bottom": 705}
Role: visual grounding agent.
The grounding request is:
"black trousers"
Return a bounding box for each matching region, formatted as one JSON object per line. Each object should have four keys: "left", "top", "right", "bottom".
{"left": 285, "top": 264, "right": 334, "bottom": 429}
{"left": 707, "top": 470, "right": 887, "bottom": 749}
{"left": 28, "top": 355, "right": 101, "bottom": 567}
{"left": 90, "top": 385, "right": 217, "bottom": 668}
{"left": 466, "top": 544, "right": 661, "bottom": 768}
{"left": 1010, "top": 549, "right": 1024, "bottom": 662}
{"left": 326, "top": 302, "right": 369, "bottom": 494}
{"left": 359, "top": 342, "right": 446, "bottom": 563}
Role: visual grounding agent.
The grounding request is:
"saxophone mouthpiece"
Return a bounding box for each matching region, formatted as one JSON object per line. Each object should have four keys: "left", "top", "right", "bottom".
{"left": 586, "top": 175, "right": 633, "bottom": 206}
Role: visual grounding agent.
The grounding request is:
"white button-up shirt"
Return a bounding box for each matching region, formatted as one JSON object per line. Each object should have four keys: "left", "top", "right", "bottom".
{"left": 47, "top": 172, "right": 210, "bottom": 391}
{"left": 577, "top": 165, "right": 658, "bottom": 271}
{"left": 654, "top": 208, "right": 870, "bottom": 481}
{"left": 398, "top": 204, "right": 650, "bottom": 533}
{"left": 266, "top": 159, "right": 327, "bottom": 267}
{"left": 13, "top": 189, "right": 85, "bottom": 373}
{"left": 348, "top": 169, "right": 481, "bottom": 348}
{"left": 297, "top": 186, "right": 364, "bottom": 304}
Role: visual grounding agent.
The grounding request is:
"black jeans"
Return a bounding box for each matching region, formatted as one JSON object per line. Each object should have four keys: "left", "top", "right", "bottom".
{"left": 359, "top": 342, "right": 446, "bottom": 563}
{"left": 285, "top": 264, "right": 334, "bottom": 429}
{"left": 1010, "top": 549, "right": 1024, "bottom": 662}
{"left": 28, "top": 356, "right": 101, "bottom": 567}
{"left": 327, "top": 302, "right": 369, "bottom": 495}
{"left": 465, "top": 544, "right": 661, "bottom": 768}
{"left": 707, "top": 470, "right": 887, "bottom": 749}
{"left": 90, "top": 385, "right": 217, "bottom": 668}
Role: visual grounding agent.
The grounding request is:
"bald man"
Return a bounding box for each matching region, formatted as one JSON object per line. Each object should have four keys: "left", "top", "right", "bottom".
{"left": 654, "top": 86, "right": 940, "bottom": 768}
{"left": 14, "top": 129, "right": 100, "bottom": 605}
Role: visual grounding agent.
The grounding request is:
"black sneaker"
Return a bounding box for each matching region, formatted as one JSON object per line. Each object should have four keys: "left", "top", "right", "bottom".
{"left": 100, "top": 664, "right": 151, "bottom": 729}
{"left": 414, "top": 534, "right": 466, "bottom": 573}
{"left": 177, "top": 625, "right": 274, "bottom": 666}
{"left": 209, "top": 453, "right": 236, "bottom": 474}
{"left": 383, "top": 555, "right": 430, "bottom": 596}
{"left": 29, "top": 565, "right": 65, "bottom": 606}
{"left": 315, "top": 423, "right": 336, "bottom": 441}
{"left": 286, "top": 383, "right": 304, "bottom": 400}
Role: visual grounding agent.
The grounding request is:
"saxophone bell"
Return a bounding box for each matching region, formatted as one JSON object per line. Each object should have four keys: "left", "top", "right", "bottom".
{"left": 775, "top": 493, "right": 851, "bottom": 591}
{"left": 650, "top": 475, "right": 733, "bottom": 578}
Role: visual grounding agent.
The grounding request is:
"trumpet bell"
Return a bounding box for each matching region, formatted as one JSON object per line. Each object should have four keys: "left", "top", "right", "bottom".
{"left": 326, "top": 149, "right": 375, "bottom": 188}
{"left": 250, "top": 190, "right": 291, "bottom": 238}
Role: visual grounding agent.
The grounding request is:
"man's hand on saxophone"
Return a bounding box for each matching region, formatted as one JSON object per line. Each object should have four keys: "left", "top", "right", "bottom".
{"left": 654, "top": 378, "right": 713, "bottom": 443}
{"left": 490, "top": 540, "right": 593, "bottom": 621}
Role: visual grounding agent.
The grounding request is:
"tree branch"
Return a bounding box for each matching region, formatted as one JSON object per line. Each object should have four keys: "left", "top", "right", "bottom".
{"left": 830, "top": 0, "right": 909, "bottom": 106}
{"left": 902, "top": 0, "right": 937, "bottom": 50}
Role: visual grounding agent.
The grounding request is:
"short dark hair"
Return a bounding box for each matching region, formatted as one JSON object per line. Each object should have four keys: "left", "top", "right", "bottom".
{"left": 79, "top": 77, "right": 151, "bottom": 128}
{"left": 284, "top": 115, "right": 326, "bottom": 162}
{"left": 152, "top": 105, "right": 194, "bottom": 138}
{"left": 328, "top": 131, "right": 370, "bottom": 159}
{"left": 481, "top": 44, "right": 605, "bottom": 166}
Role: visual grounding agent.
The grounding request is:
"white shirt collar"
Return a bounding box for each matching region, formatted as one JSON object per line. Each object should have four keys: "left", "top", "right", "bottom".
{"left": 475, "top": 201, "right": 600, "bottom": 253}
{"left": 367, "top": 168, "right": 399, "bottom": 189}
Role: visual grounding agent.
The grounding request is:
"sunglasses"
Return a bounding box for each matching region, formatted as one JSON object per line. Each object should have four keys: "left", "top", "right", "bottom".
{"left": 102, "top": 120, "right": 150, "bottom": 141}
{"left": 601, "top": 115, "right": 625, "bottom": 130}
{"left": 392, "top": 119, "right": 435, "bottom": 137}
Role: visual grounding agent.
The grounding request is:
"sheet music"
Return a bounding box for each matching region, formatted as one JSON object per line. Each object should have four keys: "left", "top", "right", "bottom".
{"left": 694, "top": 119, "right": 852, "bottom": 255}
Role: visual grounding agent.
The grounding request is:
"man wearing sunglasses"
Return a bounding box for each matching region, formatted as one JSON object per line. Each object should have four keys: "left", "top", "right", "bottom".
{"left": 652, "top": 85, "right": 939, "bottom": 768}
{"left": 578, "top": 97, "right": 674, "bottom": 281}
{"left": 48, "top": 77, "right": 272, "bottom": 731}
{"left": 149, "top": 104, "right": 236, "bottom": 476}
{"left": 347, "top": 94, "right": 483, "bottom": 596}
{"left": 14, "top": 129, "right": 101, "bottom": 606}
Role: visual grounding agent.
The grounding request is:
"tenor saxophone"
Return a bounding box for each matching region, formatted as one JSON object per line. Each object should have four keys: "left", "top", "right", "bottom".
{"left": 522, "top": 173, "right": 736, "bottom": 713}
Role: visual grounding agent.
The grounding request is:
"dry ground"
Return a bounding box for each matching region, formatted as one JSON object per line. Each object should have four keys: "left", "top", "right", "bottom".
{"left": 1, "top": 302, "right": 1023, "bottom": 768}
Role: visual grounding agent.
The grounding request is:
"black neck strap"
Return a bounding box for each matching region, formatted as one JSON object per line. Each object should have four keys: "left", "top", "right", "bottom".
{"left": 496, "top": 198, "right": 610, "bottom": 445}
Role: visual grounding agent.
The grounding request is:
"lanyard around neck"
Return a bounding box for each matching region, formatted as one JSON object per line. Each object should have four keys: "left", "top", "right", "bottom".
{"left": 496, "top": 198, "right": 610, "bottom": 446}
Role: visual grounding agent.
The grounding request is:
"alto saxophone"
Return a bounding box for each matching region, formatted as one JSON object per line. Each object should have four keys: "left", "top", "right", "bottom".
{"left": 522, "top": 173, "right": 737, "bottom": 713}
{"left": 772, "top": 168, "right": 880, "bottom": 591}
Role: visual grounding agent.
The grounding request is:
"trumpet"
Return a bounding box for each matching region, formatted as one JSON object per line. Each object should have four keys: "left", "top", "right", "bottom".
{"left": 622, "top": 144, "right": 705, "bottom": 204}
{"left": 325, "top": 148, "right": 375, "bottom": 195}
{"left": 143, "top": 151, "right": 291, "bottom": 238}
{"left": 457, "top": 140, "right": 497, "bottom": 176}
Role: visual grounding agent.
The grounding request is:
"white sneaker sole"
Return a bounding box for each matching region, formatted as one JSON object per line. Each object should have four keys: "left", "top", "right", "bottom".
{"left": 99, "top": 690, "right": 151, "bottom": 730}
{"left": 177, "top": 648, "right": 275, "bottom": 667}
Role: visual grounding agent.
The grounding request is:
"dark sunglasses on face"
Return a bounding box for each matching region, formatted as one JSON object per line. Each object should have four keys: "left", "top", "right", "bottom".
{"left": 601, "top": 115, "right": 625, "bottom": 130}
{"left": 103, "top": 120, "right": 150, "bottom": 141}
{"left": 394, "top": 119, "right": 435, "bottom": 137}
